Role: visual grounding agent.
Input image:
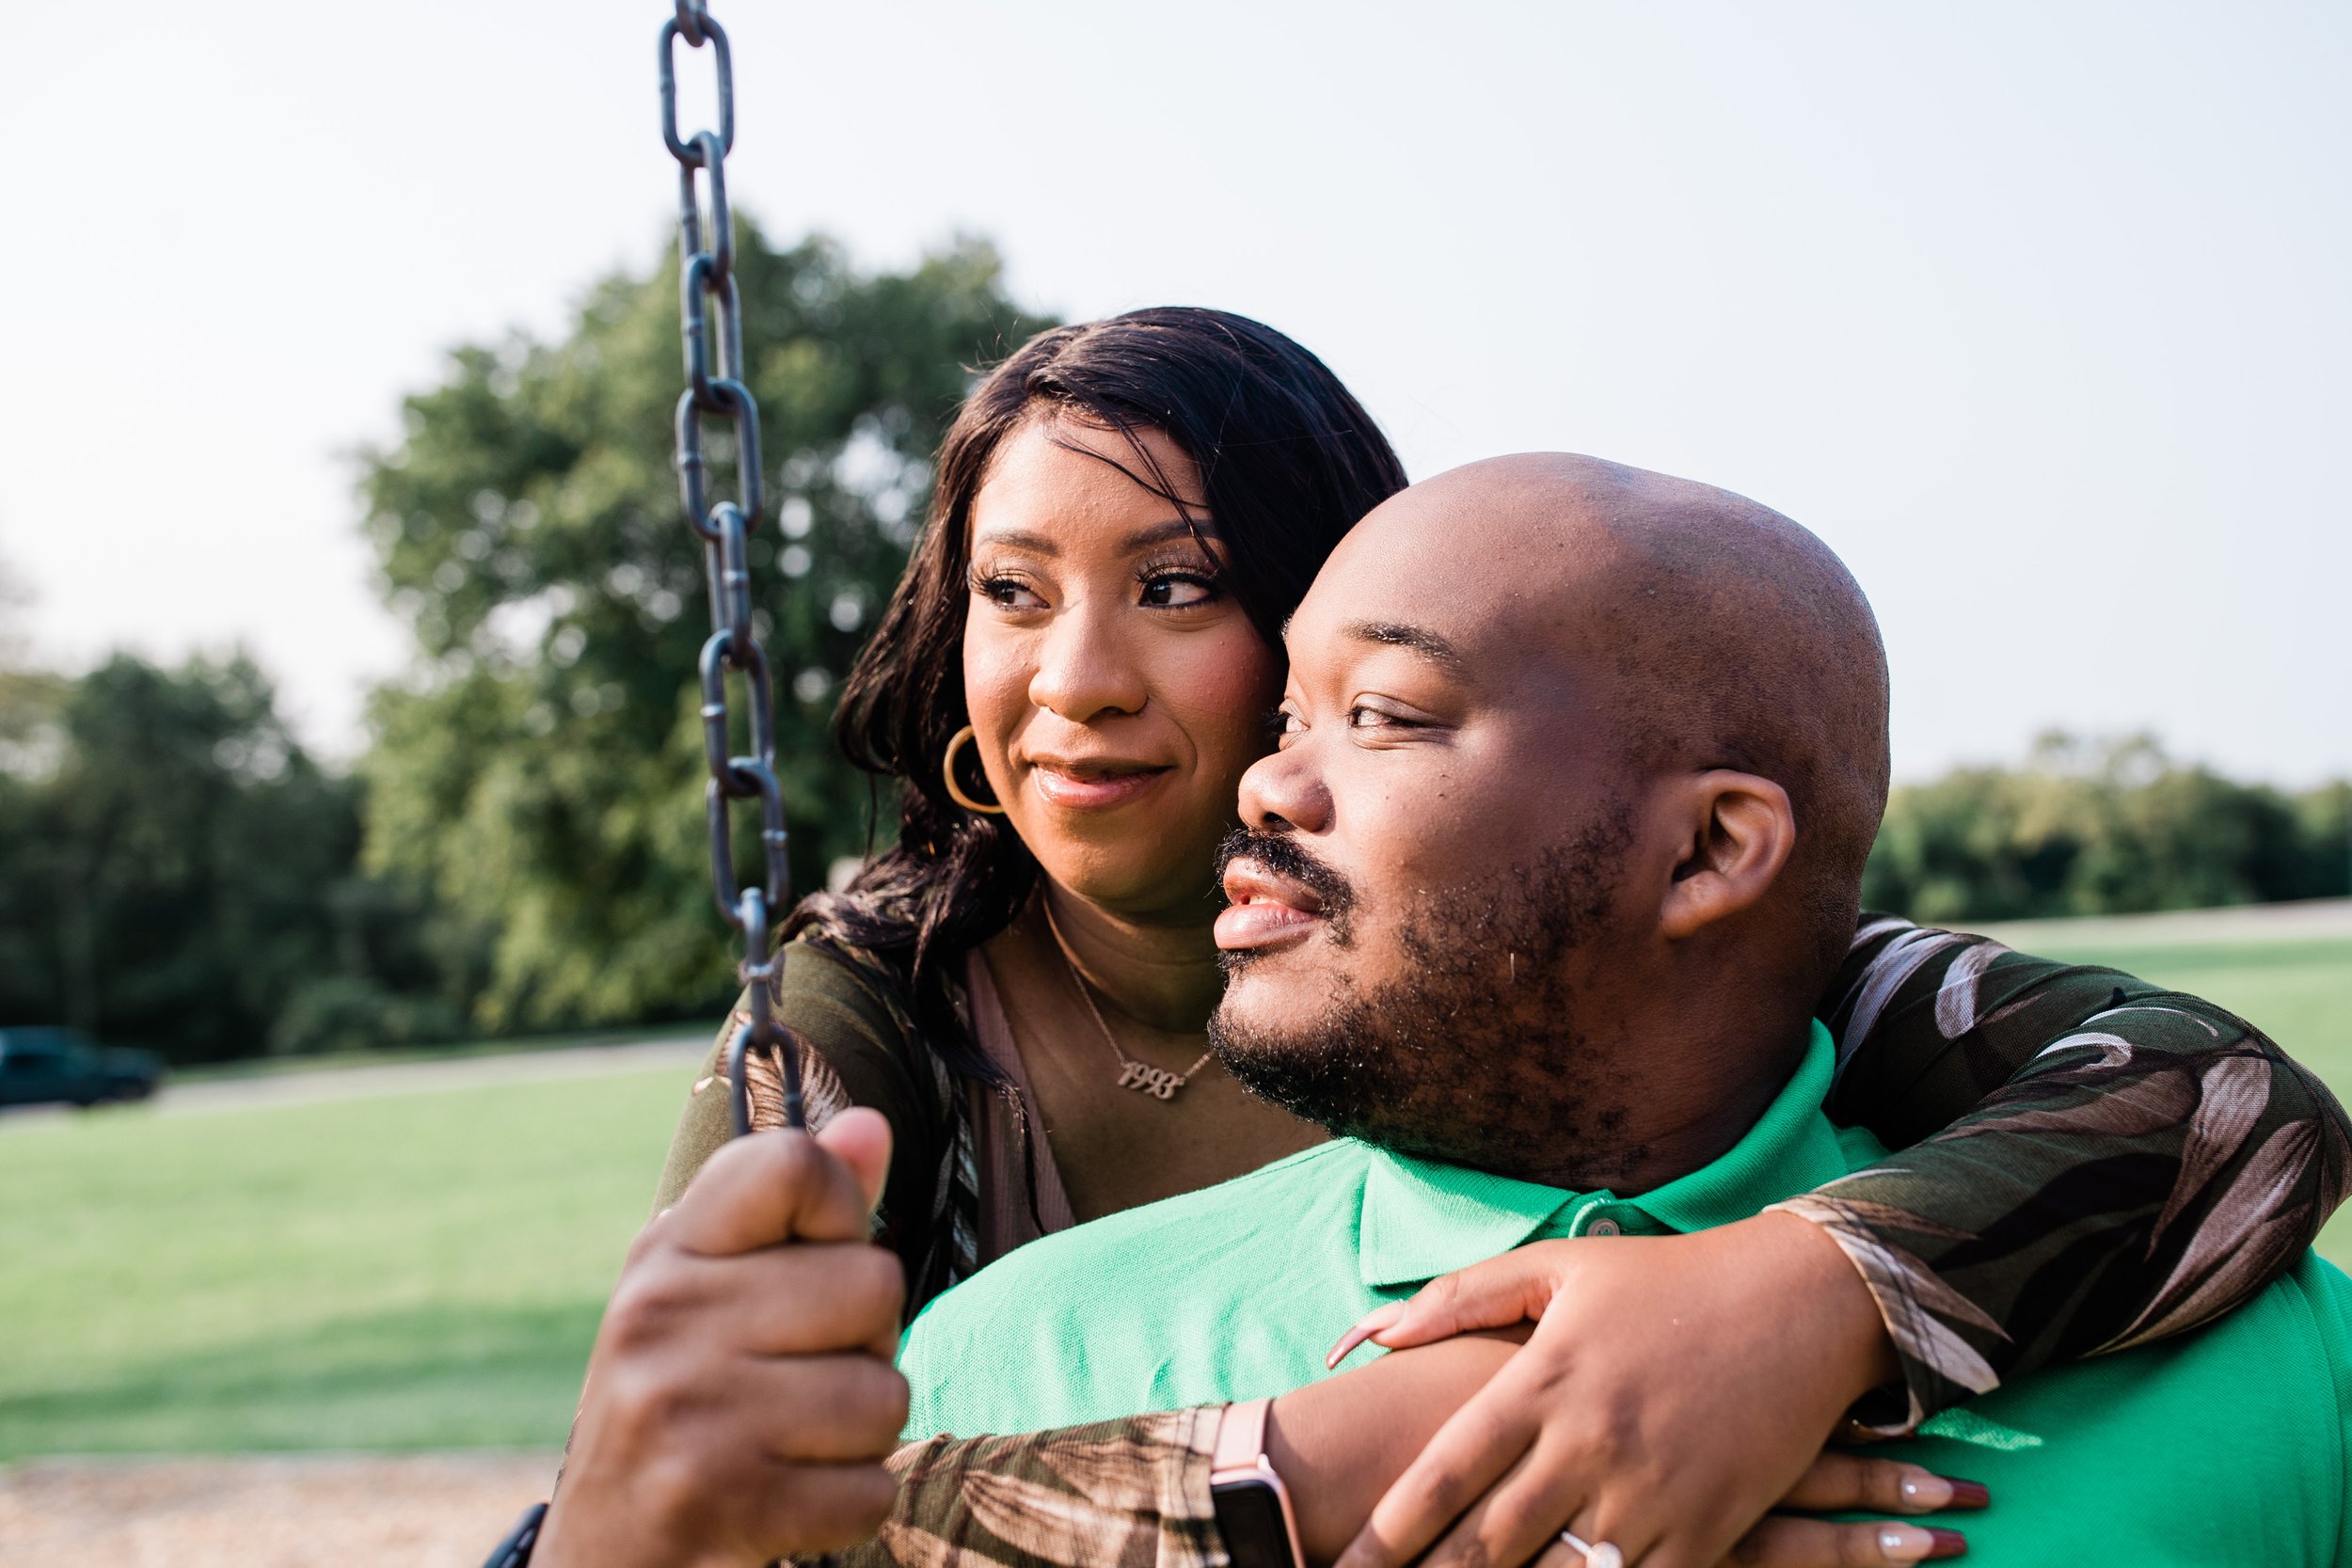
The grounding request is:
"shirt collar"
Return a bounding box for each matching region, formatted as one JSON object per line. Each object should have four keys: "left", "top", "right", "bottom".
{"left": 1357, "top": 1021, "right": 1846, "bottom": 1291}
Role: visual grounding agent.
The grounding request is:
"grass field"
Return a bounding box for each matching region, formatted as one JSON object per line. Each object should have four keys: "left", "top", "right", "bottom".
{"left": 1, "top": 919, "right": 2345, "bottom": 1460}
{"left": 0, "top": 1067, "right": 687, "bottom": 1459}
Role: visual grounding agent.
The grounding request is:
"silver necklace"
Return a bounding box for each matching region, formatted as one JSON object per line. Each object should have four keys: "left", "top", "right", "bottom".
{"left": 1041, "top": 901, "right": 1217, "bottom": 1101}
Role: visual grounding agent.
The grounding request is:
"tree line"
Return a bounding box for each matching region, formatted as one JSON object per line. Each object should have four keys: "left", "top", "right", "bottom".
{"left": 0, "top": 226, "right": 2343, "bottom": 1062}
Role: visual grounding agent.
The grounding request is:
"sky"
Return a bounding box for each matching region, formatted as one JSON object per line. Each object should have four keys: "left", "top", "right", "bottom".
{"left": 1, "top": 1, "right": 2345, "bottom": 784}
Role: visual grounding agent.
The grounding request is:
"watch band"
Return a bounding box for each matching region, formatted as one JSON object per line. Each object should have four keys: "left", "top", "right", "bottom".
{"left": 1209, "top": 1399, "right": 1304, "bottom": 1568}
{"left": 1213, "top": 1396, "right": 1275, "bottom": 1473}
{"left": 482, "top": 1501, "right": 548, "bottom": 1568}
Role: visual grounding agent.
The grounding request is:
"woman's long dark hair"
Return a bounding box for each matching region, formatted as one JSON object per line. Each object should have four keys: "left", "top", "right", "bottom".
{"left": 784, "top": 307, "right": 1406, "bottom": 1084}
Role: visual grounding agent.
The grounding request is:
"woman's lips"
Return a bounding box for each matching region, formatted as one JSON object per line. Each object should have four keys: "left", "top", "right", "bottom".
{"left": 1026, "top": 762, "right": 1170, "bottom": 812}
{"left": 1215, "top": 861, "right": 1326, "bottom": 952}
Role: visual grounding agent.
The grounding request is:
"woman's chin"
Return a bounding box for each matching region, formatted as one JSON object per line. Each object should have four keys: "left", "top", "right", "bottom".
{"left": 1027, "top": 840, "right": 1226, "bottom": 923}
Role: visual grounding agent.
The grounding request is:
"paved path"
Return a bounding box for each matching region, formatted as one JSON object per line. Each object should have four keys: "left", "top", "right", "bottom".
{"left": 157, "top": 1036, "right": 709, "bottom": 1115}
{"left": 1972, "top": 896, "right": 2352, "bottom": 951}
{"left": 0, "top": 1452, "right": 560, "bottom": 1568}
{"left": 0, "top": 1035, "right": 707, "bottom": 1128}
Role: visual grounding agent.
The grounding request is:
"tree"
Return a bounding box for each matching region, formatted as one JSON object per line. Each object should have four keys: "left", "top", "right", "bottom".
{"left": 358, "top": 226, "right": 1052, "bottom": 1032}
{"left": 0, "top": 653, "right": 420, "bottom": 1063}
{"left": 1863, "top": 732, "right": 2352, "bottom": 923}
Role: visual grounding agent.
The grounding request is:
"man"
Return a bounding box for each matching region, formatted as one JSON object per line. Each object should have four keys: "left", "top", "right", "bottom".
{"left": 537, "top": 455, "right": 2351, "bottom": 1568}
{"left": 885, "top": 453, "right": 2352, "bottom": 1565}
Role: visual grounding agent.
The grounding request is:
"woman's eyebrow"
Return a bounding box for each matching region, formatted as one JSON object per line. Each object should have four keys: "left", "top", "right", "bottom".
{"left": 1121, "top": 517, "right": 1218, "bottom": 551}
{"left": 970, "top": 518, "right": 1215, "bottom": 560}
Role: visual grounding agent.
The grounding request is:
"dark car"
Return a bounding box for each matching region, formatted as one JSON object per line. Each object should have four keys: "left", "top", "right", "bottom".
{"left": 0, "top": 1027, "right": 164, "bottom": 1109}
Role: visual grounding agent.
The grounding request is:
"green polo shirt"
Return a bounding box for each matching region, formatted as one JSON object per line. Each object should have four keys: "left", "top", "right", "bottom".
{"left": 899, "top": 1023, "right": 2352, "bottom": 1564}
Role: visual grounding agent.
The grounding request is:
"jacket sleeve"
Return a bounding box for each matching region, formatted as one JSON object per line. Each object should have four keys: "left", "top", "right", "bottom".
{"left": 650, "top": 939, "right": 947, "bottom": 1297}
{"left": 1769, "top": 913, "right": 2352, "bottom": 1433}
{"left": 803, "top": 1409, "right": 1226, "bottom": 1568}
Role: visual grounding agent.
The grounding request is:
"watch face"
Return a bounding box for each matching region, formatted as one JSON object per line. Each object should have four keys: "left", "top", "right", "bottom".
{"left": 1212, "top": 1479, "right": 1297, "bottom": 1568}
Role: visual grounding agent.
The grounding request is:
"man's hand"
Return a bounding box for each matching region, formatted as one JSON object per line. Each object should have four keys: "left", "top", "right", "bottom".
{"left": 534, "top": 1108, "right": 910, "bottom": 1568}
{"left": 1329, "top": 1212, "right": 1911, "bottom": 1568}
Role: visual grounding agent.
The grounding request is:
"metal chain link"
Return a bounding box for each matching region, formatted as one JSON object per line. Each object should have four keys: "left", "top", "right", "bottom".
{"left": 659, "top": 0, "right": 806, "bottom": 1139}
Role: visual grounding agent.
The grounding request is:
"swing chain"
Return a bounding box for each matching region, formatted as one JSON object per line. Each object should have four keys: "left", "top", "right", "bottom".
{"left": 659, "top": 0, "right": 805, "bottom": 1136}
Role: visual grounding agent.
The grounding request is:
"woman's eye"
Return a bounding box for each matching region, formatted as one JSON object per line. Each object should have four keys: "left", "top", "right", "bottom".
{"left": 1272, "top": 706, "right": 1305, "bottom": 745}
{"left": 1347, "top": 705, "right": 1411, "bottom": 730}
{"left": 976, "top": 576, "right": 1045, "bottom": 610}
{"left": 1139, "top": 573, "right": 1217, "bottom": 609}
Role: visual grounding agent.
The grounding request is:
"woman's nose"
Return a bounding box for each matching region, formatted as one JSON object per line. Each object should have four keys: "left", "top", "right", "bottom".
{"left": 1236, "top": 742, "right": 1332, "bottom": 836}
{"left": 1025, "top": 600, "right": 1148, "bottom": 723}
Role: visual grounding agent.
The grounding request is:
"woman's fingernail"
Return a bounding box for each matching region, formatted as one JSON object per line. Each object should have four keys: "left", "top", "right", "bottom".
{"left": 1876, "top": 1525, "right": 1968, "bottom": 1561}
{"left": 1897, "top": 1472, "right": 1992, "bottom": 1512}
{"left": 1325, "top": 1305, "right": 1403, "bottom": 1368}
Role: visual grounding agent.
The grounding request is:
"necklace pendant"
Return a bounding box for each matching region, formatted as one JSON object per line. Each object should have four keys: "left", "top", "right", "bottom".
{"left": 1116, "top": 1060, "right": 1184, "bottom": 1101}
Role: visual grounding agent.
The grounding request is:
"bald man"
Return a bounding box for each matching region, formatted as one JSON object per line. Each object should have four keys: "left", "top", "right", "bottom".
{"left": 890, "top": 456, "right": 2352, "bottom": 1565}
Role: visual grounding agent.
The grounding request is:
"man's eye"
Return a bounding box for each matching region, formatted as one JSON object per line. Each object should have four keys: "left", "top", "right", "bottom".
{"left": 1139, "top": 573, "right": 1217, "bottom": 609}
{"left": 1271, "top": 706, "right": 1305, "bottom": 745}
{"left": 1347, "top": 705, "right": 1409, "bottom": 729}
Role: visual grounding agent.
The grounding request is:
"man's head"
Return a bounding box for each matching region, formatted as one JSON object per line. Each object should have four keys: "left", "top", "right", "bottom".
{"left": 1208, "top": 453, "right": 1888, "bottom": 1190}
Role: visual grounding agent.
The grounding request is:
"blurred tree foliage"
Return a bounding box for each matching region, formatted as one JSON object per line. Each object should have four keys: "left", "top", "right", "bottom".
{"left": 1864, "top": 732, "right": 2352, "bottom": 924}
{"left": 358, "top": 225, "right": 1050, "bottom": 1033}
{"left": 0, "top": 653, "right": 468, "bottom": 1063}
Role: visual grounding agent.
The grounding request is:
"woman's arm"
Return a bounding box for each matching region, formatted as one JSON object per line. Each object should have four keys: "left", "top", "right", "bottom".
{"left": 651, "top": 939, "right": 951, "bottom": 1303}
{"left": 849, "top": 1323, "right": 1979, "bottom": 1568}
{"left": 1791, "top": 912, "right": 2352, "bottom": 1430}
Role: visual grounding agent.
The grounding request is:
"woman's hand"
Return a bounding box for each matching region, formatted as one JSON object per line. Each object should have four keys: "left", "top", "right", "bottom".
{"left": 1521, "top": 1450, "right": 1983, "bottom": 1567}
{"left": 534, "top": 1109, "right": 911, "bottom": 1568}
{"left": 1330, "top": 1212, "right": 1924, "bottom": 1568}
{"left": 1710, "top": 1452, "right": 1980, "bottom": 1566}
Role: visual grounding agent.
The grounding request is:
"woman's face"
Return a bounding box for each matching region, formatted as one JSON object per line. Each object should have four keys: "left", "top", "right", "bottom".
{"left": 961, "top": 416, "right": 1284, "bottom": 921}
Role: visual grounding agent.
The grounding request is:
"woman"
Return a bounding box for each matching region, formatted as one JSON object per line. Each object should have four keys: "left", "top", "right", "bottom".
{"left": 648, "top": 308, "right": 2349, "bottom": 1562}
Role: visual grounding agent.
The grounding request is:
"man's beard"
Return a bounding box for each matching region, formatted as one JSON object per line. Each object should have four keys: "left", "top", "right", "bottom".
{"left": 1208, "top": 810, "right": 1641, "bottom": 1182}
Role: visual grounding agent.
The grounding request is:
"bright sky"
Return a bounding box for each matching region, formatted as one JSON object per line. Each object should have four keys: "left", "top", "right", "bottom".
{"left": 1, "top": 1, "right": 2344, "bottom": 784}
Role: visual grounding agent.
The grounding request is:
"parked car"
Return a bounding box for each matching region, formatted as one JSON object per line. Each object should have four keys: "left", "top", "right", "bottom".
{"left": 0, "top": 1027, "right": 164, "bottom": 1109}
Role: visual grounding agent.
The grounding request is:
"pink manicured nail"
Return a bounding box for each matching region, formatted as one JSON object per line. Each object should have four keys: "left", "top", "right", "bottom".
{"left": 1326, "top": 1305, "right": 1404, "bottom": 1368}
{"left": 1876, "top": 1525, "right": 1967, "bottom": 1561}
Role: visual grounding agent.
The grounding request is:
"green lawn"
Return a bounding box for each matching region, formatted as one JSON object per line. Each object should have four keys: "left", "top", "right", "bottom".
{"left": 1, "top": 929, "right": 2345, "bottom": 1459}
{"left": 0, "top": 1067, "right": 687, "bottom": 1458}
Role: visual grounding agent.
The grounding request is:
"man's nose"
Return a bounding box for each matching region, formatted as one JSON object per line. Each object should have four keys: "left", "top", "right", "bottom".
{"left": 1236, "top": 743, "right": 1332, "bottom": 835}
{"left": 1025, "top": 600, "right": 1148, "bottom": 723}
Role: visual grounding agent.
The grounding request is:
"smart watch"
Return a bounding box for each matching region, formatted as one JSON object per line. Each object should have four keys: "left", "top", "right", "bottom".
{"left": 1209, "top": 1399, "right": 1306, "bottom": 1568}
{"left": 481, "top": 1500, "right": 548, "bottom": 1568}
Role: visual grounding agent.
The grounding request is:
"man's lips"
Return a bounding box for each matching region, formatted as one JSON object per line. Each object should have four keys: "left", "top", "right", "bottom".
{"left": 1215, "top": 859, "right": 1326, "bottom": 952}
{"left": 1025, "top": 757, "right": 1171, "bottom": 812}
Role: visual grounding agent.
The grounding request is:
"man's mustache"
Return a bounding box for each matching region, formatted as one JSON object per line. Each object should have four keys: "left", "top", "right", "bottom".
{"left": 1214, "top": 829, "right": 1356, "bottom": 919}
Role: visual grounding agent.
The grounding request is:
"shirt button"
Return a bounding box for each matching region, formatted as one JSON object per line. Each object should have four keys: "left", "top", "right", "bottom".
{"left": 1587, "top": 1218, "right": 1621, "bottom": 1237}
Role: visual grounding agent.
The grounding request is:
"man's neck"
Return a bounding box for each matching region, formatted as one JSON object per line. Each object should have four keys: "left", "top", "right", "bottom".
{"left": 1507, "top": 1010, "right": 1817, "bottom": 1196}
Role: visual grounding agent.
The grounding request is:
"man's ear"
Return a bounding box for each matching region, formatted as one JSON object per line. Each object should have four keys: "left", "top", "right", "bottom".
{"left": 1659, "top": 770, "right": 1796, "bottom": 941}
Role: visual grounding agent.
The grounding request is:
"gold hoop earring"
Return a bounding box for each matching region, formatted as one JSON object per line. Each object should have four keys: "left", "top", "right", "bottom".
{"left": 942, "top": 725, "right": 1007, "bottom": 815}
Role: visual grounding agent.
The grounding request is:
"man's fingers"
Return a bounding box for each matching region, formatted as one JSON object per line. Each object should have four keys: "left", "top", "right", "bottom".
{"left": 748, "top": 1458, "right": 902, "bottom": 1556}
{"left": 690, "top": 1242, "right": 907, "bottom": 1359}
{"left": 744, "top": 1353, "right": 913, "bottom": 1461}
{"left": 817, "top": 1106, "right": 894, "bottom": 1213}
{"left": 1332, "top": 1373, "right": 1545, "bottom": 1568}
{"left": 667, "top": 1126, "right": 877, "bottom": 1256}
{"left": 1778, "top": 1452, "right": 1990, "bottom": 1516}
{"left": 1725, "top": 1514, "right": 1968, "bottom": 1567}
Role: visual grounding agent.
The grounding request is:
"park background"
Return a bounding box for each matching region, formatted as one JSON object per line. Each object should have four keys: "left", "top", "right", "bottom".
{"left": 2, "top": 1, "right": 2347, "bottom": 1554}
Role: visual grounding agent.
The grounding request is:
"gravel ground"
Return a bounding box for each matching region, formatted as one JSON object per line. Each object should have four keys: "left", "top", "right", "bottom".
{"left": 0, "top": 1452, "right": 560, "bottom": 1567}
